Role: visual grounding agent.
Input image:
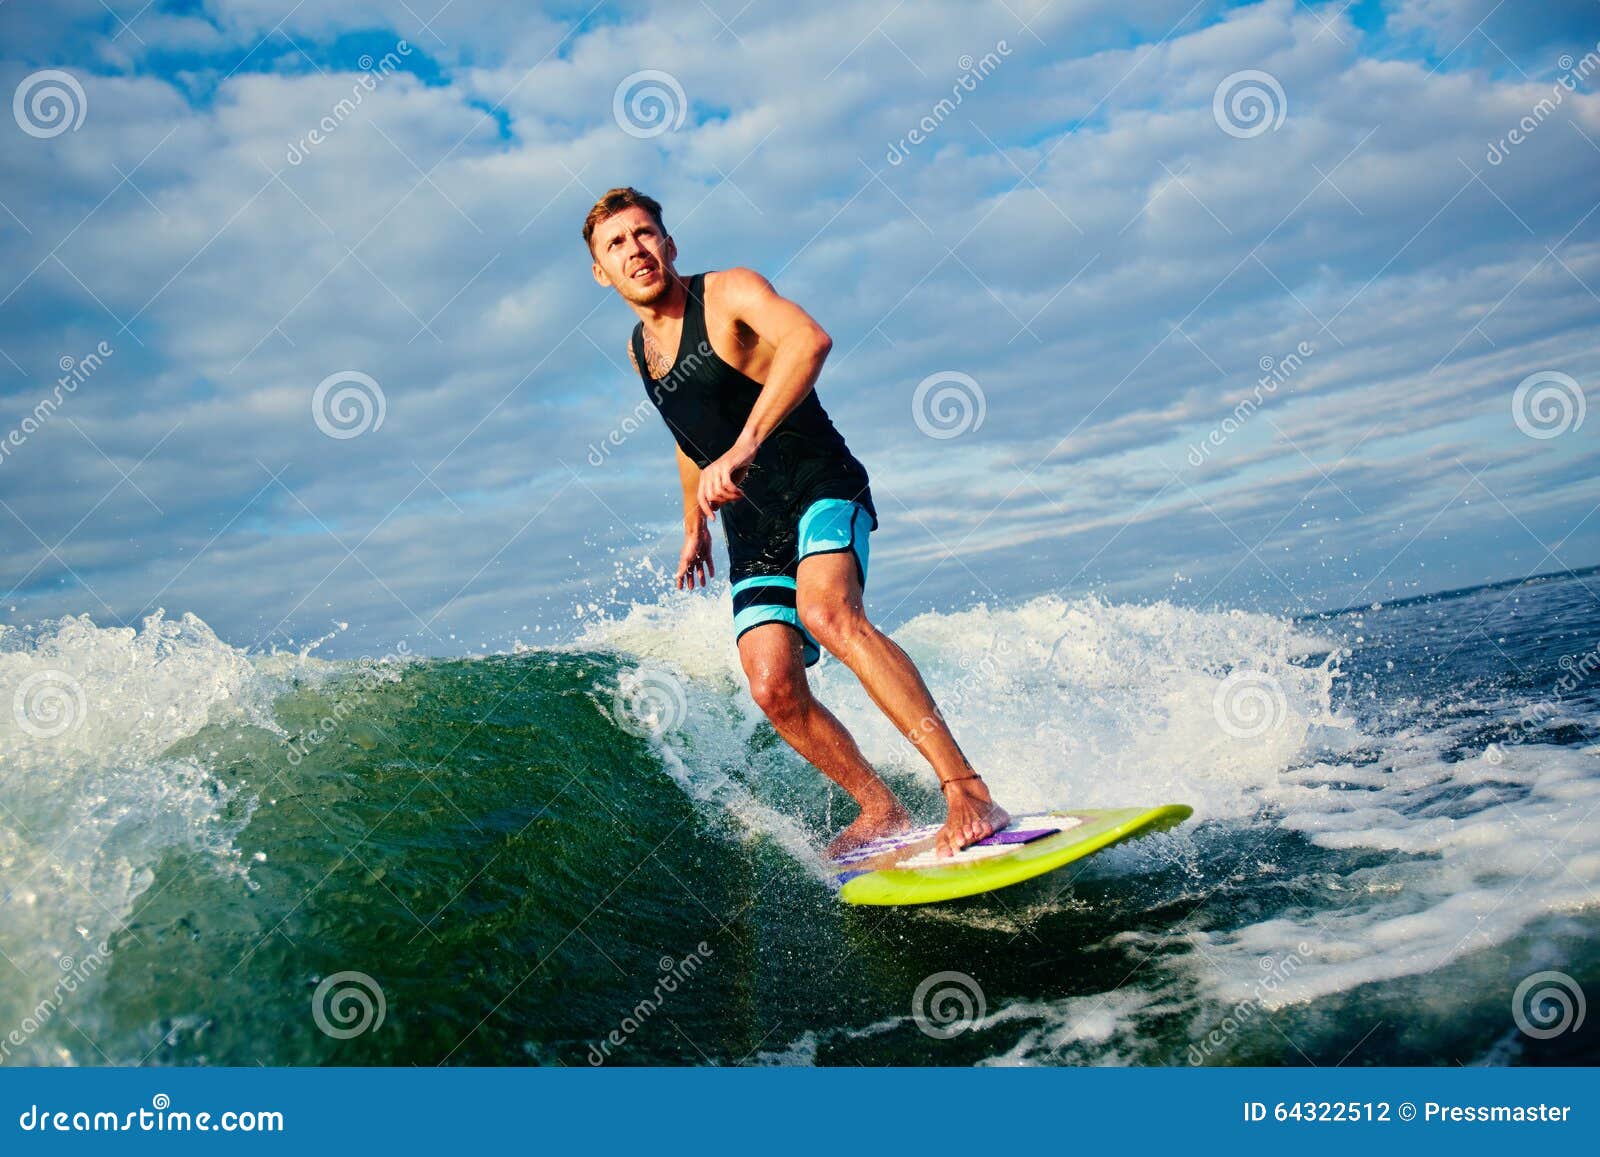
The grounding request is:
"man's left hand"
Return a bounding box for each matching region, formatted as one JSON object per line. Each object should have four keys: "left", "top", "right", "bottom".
{"left": 697, "top": 437, "right": 757, "bottom": 521}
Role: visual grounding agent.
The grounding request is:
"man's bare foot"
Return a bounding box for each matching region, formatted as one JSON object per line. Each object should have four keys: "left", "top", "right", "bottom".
{"left": 935, "top": 776, "right": 1011, "bottom": 858}
{"left": 825, "top": 799, "right": 912, "bottom": 861}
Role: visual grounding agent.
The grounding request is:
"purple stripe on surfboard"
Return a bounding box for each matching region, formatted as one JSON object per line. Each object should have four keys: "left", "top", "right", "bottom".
{"left": 831, "top": 824, "right": 1062, "bottom": 867}
{"left": 973, "top": 827, "right": 1058, "bottom": 846}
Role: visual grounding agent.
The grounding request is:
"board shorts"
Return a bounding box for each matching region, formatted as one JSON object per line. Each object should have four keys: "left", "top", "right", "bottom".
{"left": 729, "top": 497, "right": 874, "bottom": 667}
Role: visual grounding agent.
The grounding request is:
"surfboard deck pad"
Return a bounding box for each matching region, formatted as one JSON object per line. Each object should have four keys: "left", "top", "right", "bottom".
{"left": 829, "top": 804, "right": 1193, "bottom": 906}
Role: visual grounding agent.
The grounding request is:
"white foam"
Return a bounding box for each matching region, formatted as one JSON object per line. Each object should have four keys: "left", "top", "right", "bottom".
{"left": 573, "top": 587, "right": 1342, "bottom": 832}
{"left": 1228, "top": 737, "right": 1600, "bottom": 1005}
{"left": 971, "top": 737, "right": 1600, "bottom": 1064}
{"left": 978, "top": 989, "right": 1162, "bottom": 1066}
{"left": 0, "top": 611, "right": 276, "bottom": 1060}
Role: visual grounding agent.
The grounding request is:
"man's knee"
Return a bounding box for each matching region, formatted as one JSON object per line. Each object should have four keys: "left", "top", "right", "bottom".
{"left": 798, "top": 600, "right": 870, "bottom": 654}
{"left": 746, "top": 666, "right": 808, "bottom": 720}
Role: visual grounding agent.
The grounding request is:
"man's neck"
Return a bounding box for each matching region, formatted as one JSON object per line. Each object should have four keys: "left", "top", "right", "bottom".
{"left": 631, "top": 272, "right": 690, "bottom": 331}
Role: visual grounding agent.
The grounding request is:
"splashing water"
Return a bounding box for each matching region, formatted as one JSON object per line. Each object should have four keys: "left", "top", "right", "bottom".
{"left": 0, "top": 571, "right": 1595, "bottom": 1066}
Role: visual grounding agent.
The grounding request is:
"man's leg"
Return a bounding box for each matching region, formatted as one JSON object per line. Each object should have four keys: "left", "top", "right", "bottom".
{"left": 735, "top": 621, "right": 910, "bottom": 858}
{"left": 795, "top": 550, "right": 1010, "bottom": 856}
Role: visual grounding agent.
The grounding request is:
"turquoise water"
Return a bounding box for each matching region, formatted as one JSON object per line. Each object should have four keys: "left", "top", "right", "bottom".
{"left": 2, "top": 569, "right": 1598, "bottom": 1065}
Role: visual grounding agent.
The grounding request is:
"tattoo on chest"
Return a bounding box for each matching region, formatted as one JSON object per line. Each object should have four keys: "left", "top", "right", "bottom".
{"left": 642, "top": 330, "right": 675, "bottom": 378}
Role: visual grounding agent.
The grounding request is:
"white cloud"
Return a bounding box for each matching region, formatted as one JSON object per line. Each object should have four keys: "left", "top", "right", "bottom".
{"left": 0, "top": 0, "right": 1595, "bottom": 654}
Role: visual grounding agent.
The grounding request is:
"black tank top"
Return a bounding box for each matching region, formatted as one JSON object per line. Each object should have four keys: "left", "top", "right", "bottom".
{"left": 631, "top": 272, "right": 875, "bottom": 524}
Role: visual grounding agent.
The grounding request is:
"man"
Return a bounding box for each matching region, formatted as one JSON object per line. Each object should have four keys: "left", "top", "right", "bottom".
{"left": 584, "top": 187, "right": 1009, "bottom": 858}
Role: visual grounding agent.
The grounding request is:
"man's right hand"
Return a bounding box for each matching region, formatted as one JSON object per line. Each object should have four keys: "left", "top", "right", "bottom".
{"left": 676, "top": 521, "right": 715, "bottom": 590}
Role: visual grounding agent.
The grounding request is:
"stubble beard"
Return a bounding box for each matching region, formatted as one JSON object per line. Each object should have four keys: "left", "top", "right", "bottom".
{"left": 616, "top": 265, "right": 673, "bottom": 307}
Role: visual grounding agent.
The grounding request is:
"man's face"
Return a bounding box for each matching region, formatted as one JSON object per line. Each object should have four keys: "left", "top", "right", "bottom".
{"left": 590, "top": 206, "right": 677, "bottom": 305}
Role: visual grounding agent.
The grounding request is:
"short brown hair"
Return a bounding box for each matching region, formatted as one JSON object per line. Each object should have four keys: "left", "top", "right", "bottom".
{"left": 582, "top": 187, "right": 666, "bottom": 252}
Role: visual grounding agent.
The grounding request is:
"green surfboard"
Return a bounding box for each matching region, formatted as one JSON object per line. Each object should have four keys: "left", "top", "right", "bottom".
{"left": 830, "top": 804, "right": 1193, "bottom": 906}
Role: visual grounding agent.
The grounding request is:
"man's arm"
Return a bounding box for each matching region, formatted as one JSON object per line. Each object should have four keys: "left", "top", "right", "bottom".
{"left": 719, "top": 267, "right": 832, "bottom": 451}
{"left": 676, "top": 445, "right": 714, "bottom": 590}
{"left": 675, "top": 445, "right": 706, "bottom": 534}
{"left": 694, "top": 268, "right": 832, "bottom": 520}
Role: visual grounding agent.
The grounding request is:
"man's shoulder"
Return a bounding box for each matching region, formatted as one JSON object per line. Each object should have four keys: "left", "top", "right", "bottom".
{"left": 703, "top": 266, "right": 772, "bottom": 296}
{"left": 702, "top": 268, "right": 778, "bottom": 329}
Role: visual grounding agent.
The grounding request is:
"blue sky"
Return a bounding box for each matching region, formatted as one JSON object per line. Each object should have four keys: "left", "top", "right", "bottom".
{"left": 1, "top": 0, "right": 1597, "bottom": 658}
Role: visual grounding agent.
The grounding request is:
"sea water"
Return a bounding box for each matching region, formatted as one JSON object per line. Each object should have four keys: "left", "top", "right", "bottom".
{"left": 1, "top": 569, "right": 1596, "bottom": 1065}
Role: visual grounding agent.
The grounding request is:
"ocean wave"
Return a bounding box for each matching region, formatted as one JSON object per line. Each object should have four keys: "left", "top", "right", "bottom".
{"left": 2, "top": 574, "right": 1595, "bottom": 1066}
{"left": 0, "top": 611, "right": 280, "bottom": 1060}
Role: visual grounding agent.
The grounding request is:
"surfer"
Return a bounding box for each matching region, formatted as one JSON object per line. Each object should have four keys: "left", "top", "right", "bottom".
{"left": 585, "top": 187, "right": 1009, "bottom": 858}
